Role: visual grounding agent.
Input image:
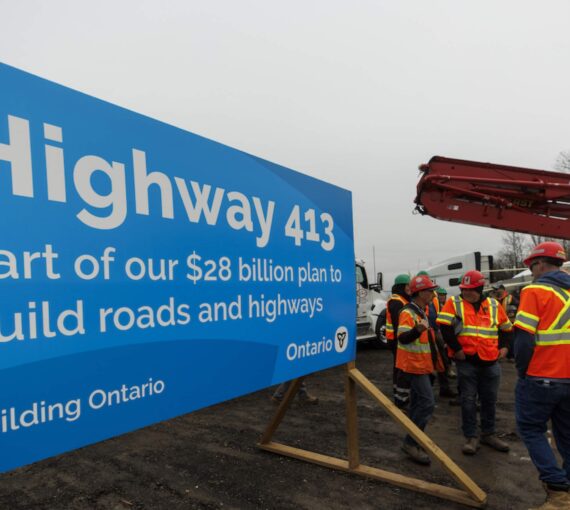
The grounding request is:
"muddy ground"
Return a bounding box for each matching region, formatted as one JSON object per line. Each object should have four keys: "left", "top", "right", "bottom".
{"left": 0, "top": 344, "right": 548, "bottom": 510}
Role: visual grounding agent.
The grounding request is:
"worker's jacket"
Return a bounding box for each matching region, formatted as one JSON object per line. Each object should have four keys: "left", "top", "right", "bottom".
{"left": 514, "top": 278, "right": 570, "bottom": 379}
{"left": 437, "top": 296, "right": 512, "bottom": 361}
{"left": 396, "top": 303, "right": 443, "bottom": 374}
{"left": 386, "top": 294, "right": 408, "bottom": 341}
{"left": 426, "top": 296, "right": 441, "bottom": 329}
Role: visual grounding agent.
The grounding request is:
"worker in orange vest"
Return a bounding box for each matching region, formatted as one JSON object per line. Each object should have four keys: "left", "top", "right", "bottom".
{"left": 386, "top": 274, "right": 411, "bottom": 409}
{"left": 437, "top": 270, "right": 513, "bottom": 455}
{"left": 397, "top": 275, "right": 444, "bottom": 465}
{"left": 513, "top": 242, "right": 570, "bottom": 510}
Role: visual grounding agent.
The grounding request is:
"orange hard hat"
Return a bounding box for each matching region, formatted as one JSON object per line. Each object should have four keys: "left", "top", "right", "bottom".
{"left": 459, "top": 270, "right": 486, "bottom": 289}
{"left": 410, "top": 275, "right": 438, "bottom": 294}
{"left": 523, "top": 242, "right": 567, "bottom": 267}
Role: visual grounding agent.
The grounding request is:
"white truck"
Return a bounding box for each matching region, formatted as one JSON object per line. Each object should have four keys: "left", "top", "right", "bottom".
{"left": 356, "top": 259, "right": 387, "bottom": 346}
{"left": 424, "top": 251, "right": 493, "bottom": 296}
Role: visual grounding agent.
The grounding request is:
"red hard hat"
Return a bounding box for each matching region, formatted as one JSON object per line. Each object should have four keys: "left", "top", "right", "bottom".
{"left": 410, "top": 275, "right": 438, "bottom": 294}
{"left": 459, "top": 270, "right": 486, "bottom": 289}
{"left": 523, "top": 242, "right": 567, "bottom": 267}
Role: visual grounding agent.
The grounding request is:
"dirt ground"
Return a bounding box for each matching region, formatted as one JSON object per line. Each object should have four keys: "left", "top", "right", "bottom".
{"left": 0, "top": 343, "right": 549, "bottom": 510}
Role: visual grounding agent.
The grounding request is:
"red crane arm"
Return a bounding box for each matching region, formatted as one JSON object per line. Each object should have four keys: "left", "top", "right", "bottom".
{"left": 414, "top": 156, "right": 570, "bottom": 240}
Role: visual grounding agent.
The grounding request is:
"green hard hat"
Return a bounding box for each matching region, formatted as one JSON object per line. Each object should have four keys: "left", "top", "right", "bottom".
{"left": 436, "top": 287, "right": 447, "bottom": 295}
{"left": 394, "top": 274, "right": 411, "bottom": 285}
{"left": 416, "top": 270, "right": 429, "bottom": 276}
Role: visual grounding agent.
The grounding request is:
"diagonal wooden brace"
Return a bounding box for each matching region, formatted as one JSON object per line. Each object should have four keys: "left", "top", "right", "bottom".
{"left": 259, "top": 363, "right": 487, "bottom": 508}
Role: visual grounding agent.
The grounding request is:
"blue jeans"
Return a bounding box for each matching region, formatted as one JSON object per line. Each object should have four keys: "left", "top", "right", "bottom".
{"left": 516, "top": 378, "right": 570, "bottom": 486}
{"left": 456, "top": 361, "right": 501, "bottom": 437}
{"left": 404, "top": 374, "right": 435, "bottom": 447}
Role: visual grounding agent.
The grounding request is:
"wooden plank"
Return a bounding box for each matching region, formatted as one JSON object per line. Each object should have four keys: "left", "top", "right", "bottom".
{"left": 353, "top": 464, "right": 486, "bottom": 508}
{"left": 260, "top": 377, "right": 304, "bottom": 445}
{"left": 260, "top": 441, "right": 349, "bottom": 470}
{"left": 260, "top": 441, "right": 486, "bottom": 508}
{"left": 348, "top": 367, "right": 486, "bottom": 504}
{"left": 344, "top": 367, "right": 360, "bottom": 469}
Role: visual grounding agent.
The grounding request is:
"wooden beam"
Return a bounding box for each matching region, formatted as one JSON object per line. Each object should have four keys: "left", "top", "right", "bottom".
{"left": 258, "top": 363, "right": 487, "bottom": 508}
{"left": 344, "top": 365, "right": 359, "bottom": 469}
{"left": 260, "top": 441, "right": 485, "bottom": 509}
{"left": 260, "top": 377, "right": 304, "bottom": 445}
{"left": 348, "top": 366, "right": 486, "bottom": 504}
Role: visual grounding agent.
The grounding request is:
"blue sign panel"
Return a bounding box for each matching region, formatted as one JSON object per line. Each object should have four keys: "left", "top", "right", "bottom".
{"left": 0, "top": 62, "right": 355, "bottom": 472}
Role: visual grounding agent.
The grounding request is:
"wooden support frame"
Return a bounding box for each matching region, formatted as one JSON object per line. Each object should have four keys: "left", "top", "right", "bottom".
{"left": 259, "top": 362, "right": 487, "bottom": 508}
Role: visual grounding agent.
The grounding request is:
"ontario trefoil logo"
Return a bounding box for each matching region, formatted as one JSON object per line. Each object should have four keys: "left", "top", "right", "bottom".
{"left": 285, "top": 325, "right": 349, "bottom": 361}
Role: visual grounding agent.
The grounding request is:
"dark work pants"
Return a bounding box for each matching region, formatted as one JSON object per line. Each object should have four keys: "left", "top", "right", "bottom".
{"left": 456, "top": 360, "right": 501, "bottom": 437}
{"left": 516, "top": 378, "right": 570, "bottom": 486}
{"left": 404, "top": 374, "right": 435, "bottom": 447}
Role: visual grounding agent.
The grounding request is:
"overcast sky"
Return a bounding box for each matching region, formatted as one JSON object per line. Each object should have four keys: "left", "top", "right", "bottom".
{"left": 1, "top": 0, "right": 569, "bottom": 285}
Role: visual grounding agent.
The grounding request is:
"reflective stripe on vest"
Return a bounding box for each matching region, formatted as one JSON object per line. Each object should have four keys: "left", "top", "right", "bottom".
{"left": 515, "top": 310, "right": 540, "bottom": 331}
{"left": 386, "top": 294, "right": 408, "bottom": 341}
{"left": 520, "top": 283, "right": 570, "bottom": 378}
{"left": 396, "top": 306, "right": 434, "bottom": 374}
{"left": 397, "top": 342, "right": 432, "bottom": 354}
{"left": 451, "top": 296, "right": 502, "bottom": 360}
{"left": 532, "top": 284, "right": 570, "bottom": 347}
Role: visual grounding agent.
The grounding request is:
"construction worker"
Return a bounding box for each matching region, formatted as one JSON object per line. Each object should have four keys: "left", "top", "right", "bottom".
{"left": 417, "top": 270, "right": 439, "bottom": 313}
{"left": 513, "top": 242, "right": 570, "bottom": 510}
{"left": 436, "top": 287, "right": 459, "bottom": 379}
{"left": 437, "top": 270, "right": 513, "bottom": 455}
{"left": 397, "top": 275, "right": 444, "bottom": 465}
{"left": 429, "top": 287, "right": 457, "bottom": 398}
{"left": 496, "top": 283, "right": 514, "bottom": 311}
{"left": 385, "top": 274, "right": 411, "bottom": 409}
{"left": 436, "top": 287, "right": 448, "bottom": 309}
{"left": 417, "top": 277, "right": 456, "bottom": 399}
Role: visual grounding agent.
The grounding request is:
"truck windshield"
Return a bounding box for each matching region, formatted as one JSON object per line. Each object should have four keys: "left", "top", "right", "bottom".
{"left": 356, "top": 265, "right": 367, "bottom": 287}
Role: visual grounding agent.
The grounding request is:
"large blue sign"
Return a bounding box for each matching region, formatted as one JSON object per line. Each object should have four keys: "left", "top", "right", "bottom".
{"left": 0, "top": 63, "right": 355, "bottom": 472}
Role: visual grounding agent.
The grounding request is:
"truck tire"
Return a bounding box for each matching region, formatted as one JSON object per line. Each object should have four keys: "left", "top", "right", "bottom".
{"left": 372, "top": 309, "right": 388, "bottom": 349}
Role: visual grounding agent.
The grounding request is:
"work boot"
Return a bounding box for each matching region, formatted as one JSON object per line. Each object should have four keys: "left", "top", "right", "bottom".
{"left": 401, "top": 443, "right": 431, "bottom": 465}
{"left": 298, "top": 393, "right": 319, "bottom": 405}
{"left": 462, "top": 437, "right": 480, "bottom": 455}
{"left": 529, "top": 484, "right": 570, "bottom": 510}
{"left": 481, "top": 433, "right": 510, "bottom": 452}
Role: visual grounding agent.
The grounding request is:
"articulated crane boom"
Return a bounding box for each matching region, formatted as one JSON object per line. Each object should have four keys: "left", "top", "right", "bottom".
{"left": 414, "top": 156, "right": 570, "bottom": 240}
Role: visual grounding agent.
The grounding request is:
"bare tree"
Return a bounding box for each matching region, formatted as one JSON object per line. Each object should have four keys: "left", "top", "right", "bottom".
{"left": 493, "top": 232, "right": 530, "bottom": 281}
{"left": 555, "top": 150, "right": 570, "bottom": 173}
{"left": 498, "top": 231, "right": 529, "bottom": 268}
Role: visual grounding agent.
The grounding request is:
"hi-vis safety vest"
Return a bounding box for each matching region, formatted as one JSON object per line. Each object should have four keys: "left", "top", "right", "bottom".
{"left": 431, "top": 296, "right": 440, "bottom": 315}
{"left": 396, "top": 305, "right": 436, "bottom": 374}
{"left": 437, "top": 296, "right": 512, "bottom": 361}
{"left": 514, "top": 283, "right": 570, "bottom": 379}
{"left": 500, "top": 292, "right": 513, "bottom": 312}
{"left": 386, "top": 294, "right": 408, "bottom": 341}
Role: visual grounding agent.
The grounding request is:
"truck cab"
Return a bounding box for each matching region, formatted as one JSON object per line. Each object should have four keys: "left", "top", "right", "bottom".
{"left": 356, "top": 259, "right": 387, "bottom": 346}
